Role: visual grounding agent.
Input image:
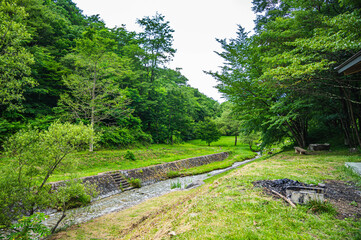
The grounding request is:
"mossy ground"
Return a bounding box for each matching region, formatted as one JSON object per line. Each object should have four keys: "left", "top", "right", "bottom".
{"left": 51, "top": 148, "right": 361, "bottom": 240}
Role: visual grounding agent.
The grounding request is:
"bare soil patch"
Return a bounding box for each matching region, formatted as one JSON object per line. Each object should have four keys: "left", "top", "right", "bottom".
{"left": 254, "top": 178, "right": 361, "bottom": 219}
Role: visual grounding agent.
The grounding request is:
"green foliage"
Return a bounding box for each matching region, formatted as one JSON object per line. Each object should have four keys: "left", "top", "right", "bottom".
{"left": 0, "top": 0, "right": 221, "bottom": 149}
{"left": 197, "top": 118, "right": 221, "bottom": 146}
{"left": 99, "top": 126, "right": 152, "bottom": 148}
{"left": 170, "top": 180, "right": 181, "bottom": 189}
{"left": 210, "top": 1, "right": 361, "bottom": 148}
{"left": 100, "top": 127, "right": 135, "bottom": 148}
{"left": 137, "top": 13, "right": 176, "bottom": 82}
{"left": 129, "top": 178, "right": 141, "bottom": 188}
{"left": 58, "top": 28, "right": 134, "bottom": 151}
{"left": 0, "top": 122, "right": 93, "bottom": 227}
{"left": 6, "top": 212, "right": 50, "bottom": 240}
{"left": 55, "top": 180, "right": 97, "bottom": 211}
{"left": 124, "top": 150, "right": 136, "bottom": 161}
{"left": 0, "top": 0, "right": 36, "bottom": 112}
{"left": 167, "top": 170, "right": 180, "bottom": 178}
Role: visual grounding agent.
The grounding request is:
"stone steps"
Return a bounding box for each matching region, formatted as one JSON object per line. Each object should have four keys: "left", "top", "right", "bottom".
{"left": 109, "top": 172, "right": 132, "bottom": 191}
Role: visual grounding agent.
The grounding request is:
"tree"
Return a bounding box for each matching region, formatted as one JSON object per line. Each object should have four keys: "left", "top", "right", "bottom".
{"left": 198, "top": 118, "right": 221, "bottom": 146}
{"left": 0, "top": 1, "right": 35, "bottom": 112}
{"left": 209, "top": 2, "right": 361, "bottom": 148}
{"left": 137, "top": 13, "right": 176, "bottom": 82}
{"left": 0, "top": 122, "right": 93, "bottom": 228}
{"left": 215, "top": 102, "right": 241, "bottom": 146}
{"left": 58, "top": 29, "right": 133, "bottom": 151}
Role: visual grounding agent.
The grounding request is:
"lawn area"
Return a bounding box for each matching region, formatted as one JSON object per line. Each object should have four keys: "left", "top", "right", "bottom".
{"left": 52, "top": 149, "right": 361, "bottom": 239}
{"left": 17, "top": 136, "right": 253, "bottom": 182}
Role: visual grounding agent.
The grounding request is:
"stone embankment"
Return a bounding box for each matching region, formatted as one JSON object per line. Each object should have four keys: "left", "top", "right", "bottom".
{"left": 51, "top": 152, "right": 229, "bottom": 197}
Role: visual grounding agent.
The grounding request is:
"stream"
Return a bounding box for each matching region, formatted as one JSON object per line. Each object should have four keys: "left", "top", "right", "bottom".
{"left": 43, "top": 155, "right": 259, "bottom": 230}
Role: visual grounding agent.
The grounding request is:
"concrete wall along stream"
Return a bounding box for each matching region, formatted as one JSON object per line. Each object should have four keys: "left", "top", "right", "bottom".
{"left": 51, "top": 152, "right": 229, "bottom": 197}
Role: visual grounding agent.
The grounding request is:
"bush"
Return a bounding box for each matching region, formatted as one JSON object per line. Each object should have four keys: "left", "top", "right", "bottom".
{"left": 6, "top": 213, "right": 50, "bottom": 240}
{"left": 99, "top": 126, "right": 153, "bottom": 148}
{"left": 129, "top": 178, "right": 141, "bottom": 188}
{"left": 124, "top": 150, "right": 136, "bottom": 161}
{"left": 99, "top": 127, "right": 135, "bottom": 148}
{"left": 0, "top": 122, "right": 93, "bottom": 228}
{"left": 56, "top": 180, "right": 97, "bottom": 210}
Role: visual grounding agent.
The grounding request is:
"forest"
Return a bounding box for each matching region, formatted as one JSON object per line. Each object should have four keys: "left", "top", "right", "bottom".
{"left": 1, "top": 0, "right": 361, "bottom": 238}
{"left": 1, "top": 0, "right": 361, "bottom": 151}
{"left": 0, "top": 0, "right": 221, "bottom": 150}
{"left": 211, "top": 0, "right": 361, "bottom": 149}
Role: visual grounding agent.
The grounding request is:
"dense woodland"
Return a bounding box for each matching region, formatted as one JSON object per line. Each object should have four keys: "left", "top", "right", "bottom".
{"left": 1, "top": 0, "right": 361, "bottom": 236}
{"left": 211, "top": 0, "right": 361, "bottom": 149}
{"left": 0, "top": 0, "right": 221, "bottom": 149}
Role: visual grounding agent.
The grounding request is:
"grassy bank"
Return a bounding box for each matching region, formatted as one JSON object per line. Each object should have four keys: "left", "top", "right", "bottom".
{"left": 52, "top": 149, "right": 361, "bottom": 239}
{"left": 0, "top": 136, "right": 254, "bottom": 182}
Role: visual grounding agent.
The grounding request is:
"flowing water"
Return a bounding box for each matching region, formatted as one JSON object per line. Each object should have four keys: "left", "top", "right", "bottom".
{"left": 43, "top": 155, "right": 259, "bottom": 229}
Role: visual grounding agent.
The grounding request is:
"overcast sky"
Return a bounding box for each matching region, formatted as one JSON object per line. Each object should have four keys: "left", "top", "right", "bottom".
{"left": 72, "top": 0, "right": 256, "bottom": 102}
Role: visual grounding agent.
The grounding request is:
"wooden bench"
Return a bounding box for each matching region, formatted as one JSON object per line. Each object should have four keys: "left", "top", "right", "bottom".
{"left": 294, "top": 147, "right": 307, "bottom": 155}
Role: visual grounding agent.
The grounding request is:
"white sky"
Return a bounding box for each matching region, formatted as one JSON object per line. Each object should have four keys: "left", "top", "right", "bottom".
{"left": 72, "top": 0, "right": 256, "bottom": 102}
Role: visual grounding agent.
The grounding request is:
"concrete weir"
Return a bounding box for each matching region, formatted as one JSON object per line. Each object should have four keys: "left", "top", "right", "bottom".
{"left": 345, "top": 162, "right": 361, "bottom": 176}
{"left": 51, "top": 152, "right": 230, "bottom": 197}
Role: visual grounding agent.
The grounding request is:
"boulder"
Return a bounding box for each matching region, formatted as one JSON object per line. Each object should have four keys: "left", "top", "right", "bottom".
{"left": 185, "top": 180, "right": 205, "bottom": 189}
{"left": 308, "top": 143, "right": 330, "bottom": 151}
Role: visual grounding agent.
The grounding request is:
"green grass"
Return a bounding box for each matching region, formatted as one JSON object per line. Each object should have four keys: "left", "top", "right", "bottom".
{"left": 0, "top": 137, "right": 254, "bottom": 182}
{"left": 51, "top": 149, "right": 361, "bottom": 239}
{"left": 49, "top": 143, "right": 225, "bottom": 182}
{"left": 52, "top": 136, "right": 256, "bottom": 182}
{"left": 182, "top": 136, "right": 257, "bottom": 176}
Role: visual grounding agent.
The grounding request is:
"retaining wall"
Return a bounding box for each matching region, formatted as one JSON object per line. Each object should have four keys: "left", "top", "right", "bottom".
{"left": 51, "top": 152, "right": 229, "bottom": 197}
{"left": 119, "top": 152, "right": 229, "bottom": 185}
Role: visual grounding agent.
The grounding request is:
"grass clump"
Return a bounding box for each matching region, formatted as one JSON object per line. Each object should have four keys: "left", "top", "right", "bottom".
{"left": 124, "top": 150, "right": 136, "bottom": 161}
{"left": 129, "top": 178, "right": 141, "bottom": 188}
{"left": 167, "top": 170, "right": 180, "bottom": 178}
{"left": 170, "top": 180, "right": 182, "bottom": 189}
{"left": 305, "top": 200, "right": 337, "bottom": 215}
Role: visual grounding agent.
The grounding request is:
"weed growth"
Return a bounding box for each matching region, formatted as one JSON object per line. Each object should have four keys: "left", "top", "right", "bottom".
{"left": 167, "top": 170, "right": 180, "bottom": 178}
{"left": 170, "top": 180, "right": 182, "bottom": 189}
{"left": 124, "top": 150, "right": 136, "bottom": 161}
{"left": 129, "top": 178, "right": 141, "bottom": 188}
{"left": 305, "top": 200, "right": 337, "bottom": 215}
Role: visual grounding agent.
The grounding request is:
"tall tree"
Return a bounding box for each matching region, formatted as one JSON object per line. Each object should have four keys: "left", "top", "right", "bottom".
{"left": 58, "top": 28, "right": 133, "bottom": 151}
{"left": 137, "top": 13, "right": 176, "bottom": 82}
{"left": 0, "top": 1, "right": 35, "bottom": 112}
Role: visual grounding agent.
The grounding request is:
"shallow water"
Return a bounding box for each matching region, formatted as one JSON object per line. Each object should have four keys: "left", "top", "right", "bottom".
{"left": 43, "top": 155, "right": 259, "bottom": 229}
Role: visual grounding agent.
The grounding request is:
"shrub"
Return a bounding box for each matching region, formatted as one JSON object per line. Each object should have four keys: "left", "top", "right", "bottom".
{"left": 99, "top": 126, "right": 153, "bottom": 148}
{"left": 99, "top": 127, "right": 135, "bottom": 148}
{"left": 0, "top": 122, "right": 93, "bottom": 228}
{"left": 6, "top": 213, "right": 50, "bottom": 240}
{"left": 124, "top": 150, "right": 136, "bottom": 161}
{"left": 56, "top": 180, "right": 97, "bottom": 210}
{"left": 129, "top": 178, "right": 141, "bottom": 188}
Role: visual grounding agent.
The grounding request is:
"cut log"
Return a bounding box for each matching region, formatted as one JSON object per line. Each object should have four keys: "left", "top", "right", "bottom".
{"left": 294, "top": 147, "right": 307, "bottom": 155}
{"left": 271, "top": 189, "right": 296, "bottom": 208}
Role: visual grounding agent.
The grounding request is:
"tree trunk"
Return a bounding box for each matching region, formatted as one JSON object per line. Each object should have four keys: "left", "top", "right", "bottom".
{"left": 89, "top": 64, "right": 97, "bottom": 152}
{"left": 342, "top": 87, "right": 361, "bottom": 148}
{"left": 234, "top": 135, "right": 237, "bottom": 146}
